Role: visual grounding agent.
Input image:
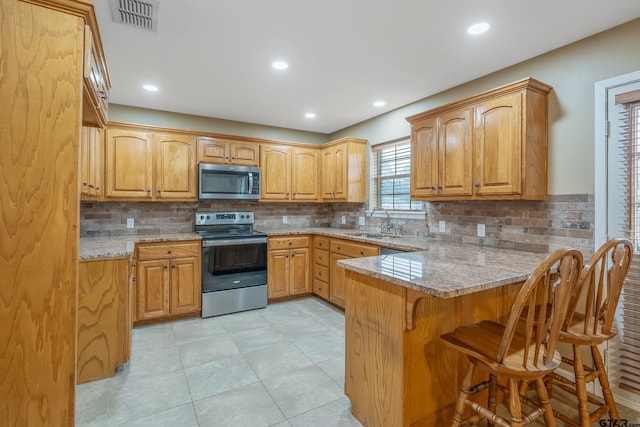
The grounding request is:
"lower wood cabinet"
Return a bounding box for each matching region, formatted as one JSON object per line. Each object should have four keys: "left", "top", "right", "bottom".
{"left": 77, "top": 257, "right": 130, "bottom": 384}
{"left": 329, "top": 239, "right": 379, "bottom": 309}
{"left": 134, "top": 241, "right": 201, "bottom": 322}
{"left": 267, "top": 236, "right": 311, "bottom": 299}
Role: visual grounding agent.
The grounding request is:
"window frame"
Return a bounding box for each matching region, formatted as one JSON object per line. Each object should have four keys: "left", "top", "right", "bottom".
{"left": 370, "top": 137, "right": 423, "bottom": 213}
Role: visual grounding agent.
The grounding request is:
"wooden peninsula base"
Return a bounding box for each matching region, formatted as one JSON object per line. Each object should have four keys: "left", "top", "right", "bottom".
{"left": 344, "top": 270, "right": 524, "bottom": 427}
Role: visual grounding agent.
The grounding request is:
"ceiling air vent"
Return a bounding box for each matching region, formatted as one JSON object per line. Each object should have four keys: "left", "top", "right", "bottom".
{"left": 109, "top": 0, "right": 159, "bottom": 32}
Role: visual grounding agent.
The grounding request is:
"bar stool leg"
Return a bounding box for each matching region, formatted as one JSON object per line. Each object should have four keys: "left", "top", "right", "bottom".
{"left": 487, "top": 374, "right": 498, "bottom": 427}
{"left": 452, "top": 363, "right": 475, "bottom": 427}
{"left": 572, "top": 344, "right": 590, "bottom": 427}
{"left": 535, "top": 377, "right": 555, "bottom": 427}
{"left": 592, "top": 345, "right": 619, "bottom": 421}
{"left": 508, "top": 379, "right": 523, "bottom": 427}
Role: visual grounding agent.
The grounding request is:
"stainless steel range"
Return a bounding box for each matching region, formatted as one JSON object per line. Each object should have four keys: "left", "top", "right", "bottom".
{"left": 195, "top": 211, "right": 267, "bottom": 318}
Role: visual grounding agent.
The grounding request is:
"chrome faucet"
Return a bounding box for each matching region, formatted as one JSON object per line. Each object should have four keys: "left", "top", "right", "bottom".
{"left": 370, "top": 207, "right": 392, "bottom": 233}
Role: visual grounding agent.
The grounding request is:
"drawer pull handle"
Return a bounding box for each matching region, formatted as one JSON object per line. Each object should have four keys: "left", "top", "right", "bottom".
{"left": 167, "top": 250, "right": 172, "bottom": 254}
{"left": 360, "top": 251, "right": 364, "bottom": 255}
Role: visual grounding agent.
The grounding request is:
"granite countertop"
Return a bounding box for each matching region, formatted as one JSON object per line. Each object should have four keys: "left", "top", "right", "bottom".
{"left": 79, "top": 233, "right": 202, "bottom": 260}
{"left": 337, "top": 241, "right": 549, "bottom": 299}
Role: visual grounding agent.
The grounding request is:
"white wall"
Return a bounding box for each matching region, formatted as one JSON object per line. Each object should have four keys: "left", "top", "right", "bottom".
{"left": 330, "top": 18, "right": 640, "bottom": 195}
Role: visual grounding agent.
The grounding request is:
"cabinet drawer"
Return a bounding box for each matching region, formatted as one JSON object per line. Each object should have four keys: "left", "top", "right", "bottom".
{"left": 268, "top": 236, "right": 310, "bottom": 250}
{"left": 331, "top": 239, "right": 379, "bottom": 258}
{"left": 314, "top": 248, "right": 329, "bottom": 267}
{"left": 313, "top": 264, "right": 329, "bottom": 283}
{"left": 314, "top": 237, "right": 330, "bottom": 250}
{"left": 137, "top": 241, "right": 200, "bottom": 260}
{"left": 313, "top": 279, "right": 329, "bottom": 300}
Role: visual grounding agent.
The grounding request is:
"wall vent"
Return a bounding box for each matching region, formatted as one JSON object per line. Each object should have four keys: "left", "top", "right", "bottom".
{"left": 109, "top": 0, "right": 159, "bottom": 32}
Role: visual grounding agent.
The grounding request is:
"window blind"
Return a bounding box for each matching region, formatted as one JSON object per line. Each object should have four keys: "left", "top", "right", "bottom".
{"left": 612, "top": 99, "right": 640, "bottom": 396}
{"left": 370, "top": 139, "right": 422, "bottom": 210}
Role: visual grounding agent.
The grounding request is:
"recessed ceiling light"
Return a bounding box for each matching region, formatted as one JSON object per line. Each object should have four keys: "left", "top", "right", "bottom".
{"left": 373, "top": 101, "right": 386, "bottom": 107}
{"left": 143, "top": 84, "right": 158, "bottom": 91}
{"left": 305, "top": 112, "right": 316, "bottom": 118}
{"left": 467, "top": 22, "right": 490, "bottom": 35}
{"left": 272, "top": 61, "right": 288, "bottom": 70}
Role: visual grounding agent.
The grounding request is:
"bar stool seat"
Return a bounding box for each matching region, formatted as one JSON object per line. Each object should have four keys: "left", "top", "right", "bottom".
{"left": 441, "top": 248, "right": 583, "bottom": 427}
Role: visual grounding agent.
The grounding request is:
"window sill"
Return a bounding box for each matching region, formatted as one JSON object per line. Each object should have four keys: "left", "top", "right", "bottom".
{"left": 365, "top": 210, "right": 425, "bottom": 220}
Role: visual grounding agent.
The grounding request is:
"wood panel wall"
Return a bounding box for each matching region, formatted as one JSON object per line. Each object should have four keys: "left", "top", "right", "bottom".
{"left": 77, "top": 259, "right": 129, "bottom": 384}
{"left": 0, "top": 0, "right": 83, "bottom": 424}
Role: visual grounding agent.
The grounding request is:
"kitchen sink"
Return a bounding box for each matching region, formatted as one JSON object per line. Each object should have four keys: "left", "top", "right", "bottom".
{"left": 347, "top": 232, "right": 400, "bottom": 239}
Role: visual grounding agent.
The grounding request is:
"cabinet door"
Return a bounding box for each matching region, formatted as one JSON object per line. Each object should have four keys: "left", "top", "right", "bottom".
{"left": 474, "top": 93, "right": 522, "bottom": 196}
{"left": 105, "top": 128, "right": 153, "bottom": 198}
{"left": 170, "top": 256, "right": 201, "bottom": 315}
{"left": 197, "top": 137, "right": 229, "bottom": 164}
{"left": 438, "top": 108, "right": 473, "bottom": 196}
{"left": 267, "top": 250, "right": 289, "bottom": 299}
{"left": 291, "top": 147, "right": 319, "bottom": 201}
{"left": 230, "top": 142, "right": 259, "bottom": 166}
{"left": 410, "top": 117, "right": 438, "bottom": 198}
{"left": 289, "top": 248, "right": 311, "bottom": 295}
{"left": 155, "top": 133, "right": 197, "bottom": 200}
{"left": 136, "top": 259, "right": 170, "bottom": 320}
{"left": 332, "top": 144, "right": 348, "bottom": 201}
{"left": 329, "top": 252, "right": 349, "bottom": 309}
{"left": 261, "top": 145, "right": 291, "bottom": 200}
{"left": 91, "top": 127, "right": 104, "bottom": 198}
{"left": 80, "top": 127, "right": 92, "bottom": 196}
{"left": 321, "top": 147, "right": 336, "bottom": 200}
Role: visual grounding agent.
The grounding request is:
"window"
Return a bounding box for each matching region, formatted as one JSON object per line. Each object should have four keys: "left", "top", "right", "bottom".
{"left": 370, "top": 139, "right": 422, "bottom": 211}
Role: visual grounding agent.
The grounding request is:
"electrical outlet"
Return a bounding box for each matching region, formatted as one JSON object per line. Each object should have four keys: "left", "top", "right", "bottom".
{"left": 438, "top": 220, "right": 446, "bottom": 233}
{"left": 341, "top": 215, "right": 346, "bottom": 224}
{"left": 477, "top": 223, "right": 486, "bottom": 237}
{"left": 282, "top": 216, "right": 288, "bottom": 224}
{"left": 127, "top": 218, "right": 134, "bottom": 229}
{"left": 358, "top": 216, "right": 365, "bottom": 226}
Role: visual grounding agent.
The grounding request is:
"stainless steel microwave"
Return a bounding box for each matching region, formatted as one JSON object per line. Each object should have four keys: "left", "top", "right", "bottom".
{"left": 198, "top": 164, "right": 260, "bottom": 200}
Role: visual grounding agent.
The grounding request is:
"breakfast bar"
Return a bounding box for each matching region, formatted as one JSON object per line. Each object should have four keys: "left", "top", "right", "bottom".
{"left": 338, "top": 242, "right": 550, "bottom": 427}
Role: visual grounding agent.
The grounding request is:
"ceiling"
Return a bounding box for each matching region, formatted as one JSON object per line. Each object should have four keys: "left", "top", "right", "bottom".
{"left": 94, "top": 1, "right": 640, "bottom": 134}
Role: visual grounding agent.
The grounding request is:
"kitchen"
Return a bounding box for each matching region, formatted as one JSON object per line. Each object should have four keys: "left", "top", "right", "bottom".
{"left": 3, "top": 0, "right": 640, "bottom": 426}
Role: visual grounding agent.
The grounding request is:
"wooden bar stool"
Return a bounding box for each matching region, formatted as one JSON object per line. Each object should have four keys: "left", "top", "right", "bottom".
{"left": 440, "top": 248, "right": 583, "bottom": 427}
{"left": 550, "top": 238, "right": 633, "bottom": 427}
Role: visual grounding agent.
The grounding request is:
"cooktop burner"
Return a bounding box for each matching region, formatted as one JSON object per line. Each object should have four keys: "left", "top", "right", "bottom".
{"left": 194, "top": 211, "right": 265, "bottom": 240}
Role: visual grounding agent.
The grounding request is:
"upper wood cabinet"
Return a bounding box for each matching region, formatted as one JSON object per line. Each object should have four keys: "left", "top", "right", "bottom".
{"left": 261, "top": 145, "right": 319, "bottom": 201}
{"left": 197, "top": 137, "right": 259, "bottom": 166}
{"left": 105, "top": 126, "right": 197, "bottom": 201}
{"left": 321, "top": 138, "right": 367, "bottom": 202}
{"left": 80, "top": 126, "right": 104, "bottom": 199}
{"left": 82, "top": 25, "right": 110, "bottom": 128}
{"left": 407, "top": 78, "right": 552, "bottom": 201}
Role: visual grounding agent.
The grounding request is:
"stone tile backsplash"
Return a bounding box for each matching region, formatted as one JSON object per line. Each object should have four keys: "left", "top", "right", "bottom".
{"left": 81, "top": 194, "right": 595, "bottom": 254}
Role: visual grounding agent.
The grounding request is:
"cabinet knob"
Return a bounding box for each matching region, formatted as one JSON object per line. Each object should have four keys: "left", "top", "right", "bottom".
{"left": 360, "top": 251, "right": 364, "bottom": 255}
{"left": 167, "top": 250, "right": 172, "bottom": 254}
{"left": 164, "top": 265, "right": 168, "bottom": 269}
{"left": 232, "top": 157, "right": 235, "bottom": 160}
{"left": 288, "top": 242, "right": 292, "bottom": 245}
{"left": 157, "top": 189, "right": 161, "bottom": 193}
{"left": 95, "top": 187, "right": 100, "bottom": 190}
{"left": 225, "top": 156, "right": 229, "bottom": 159}
{"left": 437, "top": 185, "right": 443, "bottom": 190}
{"left": 172, "top": 265, "right": 176, "bottom": 269}
{"left": 475, "top": 183, "right": 480, "bottom": 187}
{"left": 147, "top": 189, "right": 151, "bottom": 193}
{"left": 431, "top": 186, "right": 436, "bottom": 190}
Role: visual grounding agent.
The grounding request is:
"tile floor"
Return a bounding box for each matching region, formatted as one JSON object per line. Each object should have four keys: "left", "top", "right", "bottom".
{"left": 76, "top": 297, "right": 640, "bottom": 426}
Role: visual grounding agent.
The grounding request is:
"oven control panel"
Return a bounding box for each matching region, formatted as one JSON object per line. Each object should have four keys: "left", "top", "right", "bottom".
{"left": 195, "top": 211, "right": 254, "bottom": 226}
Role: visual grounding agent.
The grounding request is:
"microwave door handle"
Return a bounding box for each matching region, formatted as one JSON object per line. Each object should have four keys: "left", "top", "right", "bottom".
{"left": 248, "top": 173, "right": 254, "bottom": 194}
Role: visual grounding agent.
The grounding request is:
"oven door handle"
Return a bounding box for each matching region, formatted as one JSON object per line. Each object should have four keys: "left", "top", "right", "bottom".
{"left": 203, "top": 237, "right": 268, "bottom": 247}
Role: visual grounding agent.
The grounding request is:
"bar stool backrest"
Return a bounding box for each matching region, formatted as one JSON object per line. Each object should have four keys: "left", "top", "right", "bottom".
{"left": 498, "top": 248, "right": 583, "bottom": 368}
{"left": 565, "top": 238, "right": 634, "bottom": 337}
